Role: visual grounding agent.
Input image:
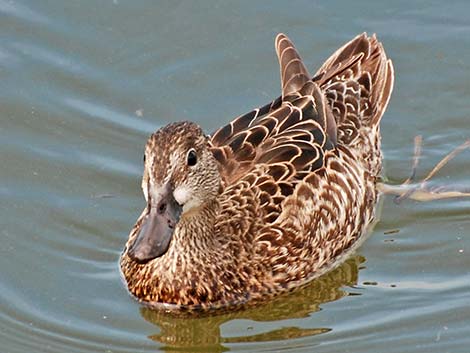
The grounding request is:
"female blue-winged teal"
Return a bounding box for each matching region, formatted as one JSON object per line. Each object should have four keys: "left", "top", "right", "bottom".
{"left": 120, "top": 33, "right": 394, "bottom": 311}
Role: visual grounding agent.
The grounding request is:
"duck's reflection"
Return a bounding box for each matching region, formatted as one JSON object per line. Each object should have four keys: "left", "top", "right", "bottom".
{"left": 140, "top": 255, "right": 364, "bottom": 352}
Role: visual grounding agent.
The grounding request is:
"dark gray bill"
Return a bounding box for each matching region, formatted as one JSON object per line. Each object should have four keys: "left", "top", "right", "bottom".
{"left": 128, "top": 190, "right": 182, "bottom": 264}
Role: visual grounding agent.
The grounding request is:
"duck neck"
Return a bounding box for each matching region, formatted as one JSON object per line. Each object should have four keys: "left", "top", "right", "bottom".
{"left": 170, "top": 199, "right": 220, "bottom": 254}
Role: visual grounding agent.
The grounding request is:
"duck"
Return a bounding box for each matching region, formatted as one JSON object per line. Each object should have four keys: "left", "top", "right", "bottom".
{"left": 120, "top": 32, "right": 394, "bottom": 312}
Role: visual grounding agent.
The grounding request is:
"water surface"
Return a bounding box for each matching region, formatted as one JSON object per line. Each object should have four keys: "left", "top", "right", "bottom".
{"left": 1, "top": 1, "right": 470, "bottom": 352}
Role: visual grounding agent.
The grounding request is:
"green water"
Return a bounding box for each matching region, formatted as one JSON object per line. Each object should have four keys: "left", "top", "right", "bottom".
{"left": 1, "top": 1, "right": 470, "bottom": 352}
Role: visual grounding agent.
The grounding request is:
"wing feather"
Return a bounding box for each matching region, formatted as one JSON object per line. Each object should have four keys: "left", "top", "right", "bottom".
{"left": 212, "top": 32, "right": 393, "bottom": 223}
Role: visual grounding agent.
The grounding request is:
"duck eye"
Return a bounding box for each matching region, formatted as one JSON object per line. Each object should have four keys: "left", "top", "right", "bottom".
{"left": 187, "top": 149, "right": 197, "bottom": 166}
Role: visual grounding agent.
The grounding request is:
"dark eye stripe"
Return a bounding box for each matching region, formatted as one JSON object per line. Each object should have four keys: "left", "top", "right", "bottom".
{"left": 187, "top": 149, "right": 197, "bottom": 166}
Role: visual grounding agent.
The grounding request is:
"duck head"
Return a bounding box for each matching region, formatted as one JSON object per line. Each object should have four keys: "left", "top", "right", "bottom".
{"left": 128, "top": 121, "right": 221, "bottom": 264}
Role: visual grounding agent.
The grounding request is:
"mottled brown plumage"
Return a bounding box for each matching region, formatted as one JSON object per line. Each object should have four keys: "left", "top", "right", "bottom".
{"left": 120, "top": 33, "right": 394, "bottom": 312}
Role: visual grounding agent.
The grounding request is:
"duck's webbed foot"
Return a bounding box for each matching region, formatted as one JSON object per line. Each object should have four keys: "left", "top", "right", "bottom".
{"left": 377, "top": 136, "right": 470, "bottom": 203}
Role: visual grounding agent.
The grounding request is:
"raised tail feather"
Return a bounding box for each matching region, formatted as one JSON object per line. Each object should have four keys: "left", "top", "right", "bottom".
{"left": 276, "top": 32, "right": 394, "bottom": 145}
{"left": 275, "top": 33, "right": 338, "bottom": 146}
{"left": 275, "top": 33, "right": 311, "bottom": 98}
{"left": 313, "top": 33, "right": 394, "bottom": 129}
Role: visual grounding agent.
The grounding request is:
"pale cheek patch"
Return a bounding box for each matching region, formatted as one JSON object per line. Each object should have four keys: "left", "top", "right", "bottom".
{"left": 173, "top": 185, "right": 202, "bottom": 213}
{"left": 173, "top": 185, "right": 192, "bottom": 205}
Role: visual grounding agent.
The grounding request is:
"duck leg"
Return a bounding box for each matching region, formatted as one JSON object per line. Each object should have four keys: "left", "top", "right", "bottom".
{"left": 377, "top": 136, "right": 470, "bottom": 202}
